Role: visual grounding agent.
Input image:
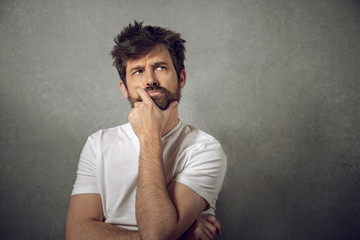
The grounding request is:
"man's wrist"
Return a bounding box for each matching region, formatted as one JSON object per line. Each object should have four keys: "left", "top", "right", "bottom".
{"left": 138, "top": 134, "right": 162, "bottom": 146}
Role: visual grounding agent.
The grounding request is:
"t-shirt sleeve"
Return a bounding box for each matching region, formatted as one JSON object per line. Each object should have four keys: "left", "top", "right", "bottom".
{"left": 174, "top": 140, "right": 227, "bottom": 215}
{"left": 71, "top": 135, "right": 100, "bottom": 195}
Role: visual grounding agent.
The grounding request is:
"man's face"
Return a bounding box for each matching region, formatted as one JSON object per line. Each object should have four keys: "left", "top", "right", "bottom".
{"left": 120, "top": 45, "right": 186, "bottom": 110}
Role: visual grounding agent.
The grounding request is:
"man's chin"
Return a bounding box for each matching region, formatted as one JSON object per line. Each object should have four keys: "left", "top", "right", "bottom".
{"left": 153, "top": 98, "right": 170, "bottom": 111}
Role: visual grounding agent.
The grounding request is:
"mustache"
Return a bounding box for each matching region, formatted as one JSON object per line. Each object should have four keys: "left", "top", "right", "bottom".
{"left": 136, "top": 85, "right": 170, "bottom": 102}
{"left": 144, "top": 84, "right": 167, "bottom": 92}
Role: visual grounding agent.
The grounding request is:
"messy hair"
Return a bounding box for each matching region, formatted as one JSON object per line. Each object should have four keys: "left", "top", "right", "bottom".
{"left": 111, "top": 21, "right": 186, "bottom": 87}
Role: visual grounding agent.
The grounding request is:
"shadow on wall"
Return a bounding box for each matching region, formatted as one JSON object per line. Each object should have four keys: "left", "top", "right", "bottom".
{"left": 0, "top": 88, "right": 92, "bottom": 239}
{"left": 208, "top": 96, "right": 360, "bottom": 239}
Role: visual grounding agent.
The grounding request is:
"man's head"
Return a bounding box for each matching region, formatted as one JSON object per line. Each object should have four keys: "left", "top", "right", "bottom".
{"left": 111, "top": 21, "right": 186, "bottom": 88}
{"left": 111, "top": 21, "right": 186, "bottom": 110}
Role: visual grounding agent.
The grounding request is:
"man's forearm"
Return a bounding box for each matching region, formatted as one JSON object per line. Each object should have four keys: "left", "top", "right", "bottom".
{"left": 136, "top": 137, "right": 178, "bottom": 240}
{"left": 66, "top": 221, "right": 140, "bottom": 240}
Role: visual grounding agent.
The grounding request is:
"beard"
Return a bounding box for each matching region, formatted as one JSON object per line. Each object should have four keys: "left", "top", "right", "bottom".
{"left": 127, "top": 84, "right": 181, "bottom": 110}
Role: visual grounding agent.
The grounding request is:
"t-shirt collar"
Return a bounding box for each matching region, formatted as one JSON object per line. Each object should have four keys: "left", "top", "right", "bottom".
{"left": 161, "top": 119, "right": 183, "bottom": 141}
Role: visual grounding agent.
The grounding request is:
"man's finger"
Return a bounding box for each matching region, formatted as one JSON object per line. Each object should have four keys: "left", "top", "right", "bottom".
{"left": 203, "top": 221, "right": 217, "bottom": 238}
{"left": 135, "top": 88, "right": 153, "bottom": 105}
{"left": 205, "top": 215, "right": 221, "bottom": 235}
{"left": 201, "top": 224, "right": 214, "bottom": 240}
{"left": 133, "top": 101, "right": 142, "bottom": 108}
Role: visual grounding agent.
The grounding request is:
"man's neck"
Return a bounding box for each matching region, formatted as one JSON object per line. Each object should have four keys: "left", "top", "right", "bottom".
{"left": 161, "top": 108, "right": 179, "bottom": 137}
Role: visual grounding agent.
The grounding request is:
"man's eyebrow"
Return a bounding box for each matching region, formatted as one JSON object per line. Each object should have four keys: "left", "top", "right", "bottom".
{"left": 129, "top": 62, "right": 169, "bottom": 73}
{"left": 129, "top": 65, "right": 144, "bottom": 73}
{"left": 153, "top": 61, "right": 169, "bottom": 67}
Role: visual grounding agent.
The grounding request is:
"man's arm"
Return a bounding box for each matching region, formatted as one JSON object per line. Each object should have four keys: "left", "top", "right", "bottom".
{"left": 136, "top": 138, "right": 208, "bottom": 240}
{"left": 65, "top": 193, "right": 219, "bottom": 240}
{"left": 129, "top": 89, "right": 212, "bottom": 239}
{"left": 65, "top": 193, "right": 218, "bottom": 240}
{"left": 65, "top": 193, "right": 140, "bottom": 240}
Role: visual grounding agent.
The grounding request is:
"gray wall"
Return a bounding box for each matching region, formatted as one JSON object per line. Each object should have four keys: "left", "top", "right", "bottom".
{"left": 1, "top": 0, "right": 359, "bottom": 239}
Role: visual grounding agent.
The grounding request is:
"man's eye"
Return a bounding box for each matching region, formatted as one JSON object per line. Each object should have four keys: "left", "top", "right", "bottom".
{"left": 133, "top": 70, "right": 143, "bottom": 75}
{"left": 156, "top": 66, "right": 166, "bottom": 70}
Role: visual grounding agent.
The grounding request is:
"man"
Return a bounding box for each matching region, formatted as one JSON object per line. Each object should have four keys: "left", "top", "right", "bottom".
{"left": 65, "top": 21, "right": 227, "bottom": 240}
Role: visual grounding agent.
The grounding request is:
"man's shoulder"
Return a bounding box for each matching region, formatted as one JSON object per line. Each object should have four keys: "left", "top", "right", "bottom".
{"left": 178, "top": 122, "right": 221, "bottom": 149}
{"left": 182, "top": 123, "right": 216, "bottom": 140}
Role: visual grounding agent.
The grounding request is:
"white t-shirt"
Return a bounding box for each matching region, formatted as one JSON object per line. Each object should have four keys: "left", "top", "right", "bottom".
{"left": 72, "top": 120, "right": 227, "bottom": 231}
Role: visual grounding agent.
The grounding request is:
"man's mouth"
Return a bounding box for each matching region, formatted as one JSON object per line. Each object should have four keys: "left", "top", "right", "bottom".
{"left": 132, "top": 84, "right": 181, "bottom": 110}
{"left": 135, "top": 86, "right": 165, "bottom": 102}
{"left": 144, "top": 85, "right": 165, "bottom": 97}
{"left": 146, "top": 89, "right": 163, "bottom": 97}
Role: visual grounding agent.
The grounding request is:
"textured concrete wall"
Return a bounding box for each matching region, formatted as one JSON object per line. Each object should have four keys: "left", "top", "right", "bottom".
{"left": 1, "top": 0, "right": 359, "bottom": 239}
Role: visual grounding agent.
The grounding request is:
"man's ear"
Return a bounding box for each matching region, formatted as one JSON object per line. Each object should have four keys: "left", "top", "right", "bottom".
{"left": 179, "top": 70, "right": 186, "bottom": 89}
{"left": 119, "top": 81, "right": 128, "bottom": 98}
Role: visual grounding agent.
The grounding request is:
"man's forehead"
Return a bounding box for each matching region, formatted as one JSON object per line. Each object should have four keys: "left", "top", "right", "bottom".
{"left": 126, "top": 45, "right": 172, "bottom": 68}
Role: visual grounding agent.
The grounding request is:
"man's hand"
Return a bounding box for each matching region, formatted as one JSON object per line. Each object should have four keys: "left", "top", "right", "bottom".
{"left": 180, "top": 215, "right": 221, "bottom": 240}
{"left": 128, "top": 88, "right": 178, "bottom": 140}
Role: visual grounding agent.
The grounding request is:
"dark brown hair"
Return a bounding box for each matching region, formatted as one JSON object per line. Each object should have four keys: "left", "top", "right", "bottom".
{"left": 111, "top": 21, "right": 186, "bottom": 87}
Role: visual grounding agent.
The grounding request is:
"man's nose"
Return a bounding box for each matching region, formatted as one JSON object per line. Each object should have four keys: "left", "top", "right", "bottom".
{"left": 145, "top": 70, "right": 159, "bottom": 86}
